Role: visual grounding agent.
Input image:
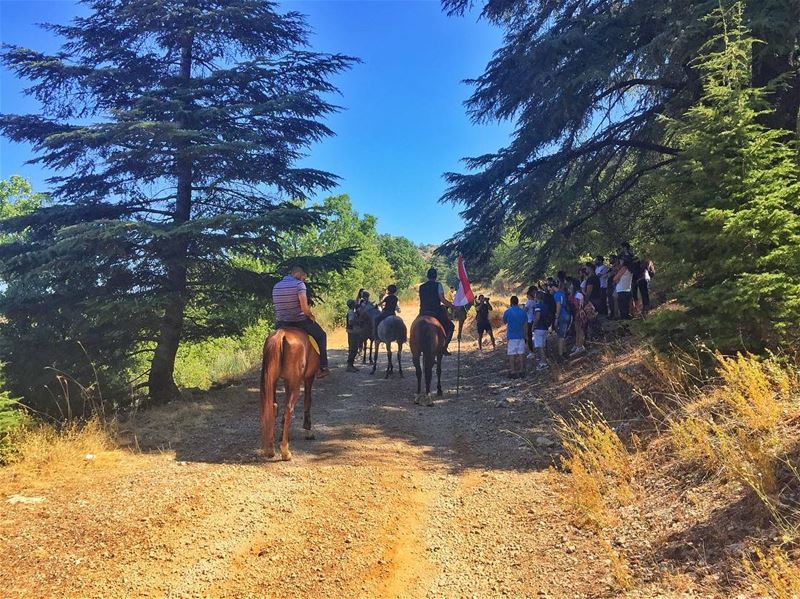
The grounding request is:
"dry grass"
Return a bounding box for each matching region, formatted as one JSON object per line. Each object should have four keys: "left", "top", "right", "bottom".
{"left": 555, "top": 403, "right": 633, "bottom": 529}
{"left": 5, "top": 418, "right": 118, "bottom": 474}
{"left": 556, "top": 347, "right": 800, "bottom": 596}
{"left": 743, "top": 546, "right": 800, "bottom": 599}
{"left": 665, "top": 352, "right": 797, "bottom": 501}
{"left": 669, "top": 413, "right": 719, "bottom": 469}
{"left": 600, "top": 537, "right": 634, "bottom": 591}
{"left": 554, "top": 402, "right": 635, "bottom": 591}
{"left": 716, "top": 352, "right": 790, "bottom": 433}
{"left": 650, "top": 351, "right": 800, "bottom": 594}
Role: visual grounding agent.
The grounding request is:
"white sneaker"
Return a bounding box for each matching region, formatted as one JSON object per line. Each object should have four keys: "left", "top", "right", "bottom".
{"left": 526, "top": 352, "right": 535, "bottom": 359}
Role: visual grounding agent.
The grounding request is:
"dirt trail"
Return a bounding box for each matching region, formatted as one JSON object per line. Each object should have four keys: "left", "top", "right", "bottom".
{"left": 1, "top": 318, "right": 620, "bottom": 598}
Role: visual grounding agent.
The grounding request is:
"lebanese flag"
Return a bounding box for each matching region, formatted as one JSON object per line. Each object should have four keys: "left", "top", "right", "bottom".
{"left": 453, "top": 255, "right": 475, "bottom": 307}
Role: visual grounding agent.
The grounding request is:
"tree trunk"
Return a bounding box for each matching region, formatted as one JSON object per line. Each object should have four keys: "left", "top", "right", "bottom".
{"left": 148, "top": 38, "right": 193, "bottom": 404}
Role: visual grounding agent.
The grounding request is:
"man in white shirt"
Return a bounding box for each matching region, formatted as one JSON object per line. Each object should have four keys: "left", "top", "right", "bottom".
{"left": 613, "top": 259, "right": 634, "bottom": 320}
{"left": 594, "top": 255, "right": 609, "bottom": 316}
{"left": 524, "top": 286, "right": 537, "bottom": 358}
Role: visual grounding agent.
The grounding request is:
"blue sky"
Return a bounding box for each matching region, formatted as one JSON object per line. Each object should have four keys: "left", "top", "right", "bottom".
{"left": 0, "top": 0, "right": 512, "bottom": 245}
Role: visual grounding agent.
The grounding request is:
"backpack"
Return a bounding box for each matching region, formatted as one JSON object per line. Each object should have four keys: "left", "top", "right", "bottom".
{"left": 582, "top": 301, "right": 598, "bottom": 321}
{"left": 543, "top": 293, "right": 557, "bottom": 322}
{"left": 567, "top": 295, "right": 581, "bottom": 317}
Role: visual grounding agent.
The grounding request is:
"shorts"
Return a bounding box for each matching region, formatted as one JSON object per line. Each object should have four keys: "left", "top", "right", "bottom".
{"left": 533, "top": 329, "right": 548, "bottom": 349}
{"left": 507, "top": 339, "right": 526, "bottom": 356}
{"left": 477, "top": 320, "right": 492, "bottom": 334}
{"left": 556, "top": 315, "right": 571, "bottom": 339}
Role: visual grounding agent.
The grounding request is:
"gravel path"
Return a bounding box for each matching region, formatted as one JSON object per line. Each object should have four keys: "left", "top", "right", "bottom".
{"left": 1, "top": 332, "right": 619, "bottom": 598}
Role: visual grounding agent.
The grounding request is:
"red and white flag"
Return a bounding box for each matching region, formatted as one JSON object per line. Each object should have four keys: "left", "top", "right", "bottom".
{"left": 452, "top": 255, "right": 475, "bottom": 307}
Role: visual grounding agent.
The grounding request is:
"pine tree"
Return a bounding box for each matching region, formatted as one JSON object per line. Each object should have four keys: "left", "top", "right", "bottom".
{"left": 658, "top": 3, "right": 800, "bottom": 351}
{"left": 440, "top": 0, "right": 800, "bottom": 274}
{"left": 0, "top": 0, "right": 356, "bottom": 406}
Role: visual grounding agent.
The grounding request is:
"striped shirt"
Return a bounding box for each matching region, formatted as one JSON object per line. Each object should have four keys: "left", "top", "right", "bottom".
{"left": 273, "top": 275, "right": 307, "bottom": 322}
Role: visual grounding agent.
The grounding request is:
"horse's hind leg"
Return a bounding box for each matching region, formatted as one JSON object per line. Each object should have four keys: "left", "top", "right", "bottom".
{"left": 436, "top": 353, "right": 443, "bottom": 397}
{"left": 370, "top": 340, "right": 380, "bottom": 375}
{"left": 385, "top": 343, "right": 392, "bottom": 379}
{"left": 424, "top": 353, "right": 435, "bottom": 406}
{"left": 413, "top": 353, "right": 422, "bottom": 403}
{"left": 280, "top": 380, "right": 301, "bottom": 461}
{"left": 260, "top": 358, "right": 278, "bottom": 459}
{"left": 303, "top": 376, "right": 315, "bottom": 440}
{"left": 397, "top": 343, "right": 404, "bottom": 377}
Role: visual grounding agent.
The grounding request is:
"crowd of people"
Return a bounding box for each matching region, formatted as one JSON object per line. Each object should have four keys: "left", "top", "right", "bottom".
{"left": 484, "top": 242, "right": 655, "bottom": 378}
{"left": 270, "top": 245, "right": 653, "bottom": 380}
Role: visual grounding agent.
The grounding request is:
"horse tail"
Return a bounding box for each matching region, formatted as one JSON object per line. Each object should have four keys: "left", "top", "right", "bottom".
{"left": 420, "top": 320, "right": 434, "bottom": 359}
{"left": 398, "top": 319, "right": 408, "bottom": 344}
{"left": 261, "top": 329, "right": 286, "bottom": 454}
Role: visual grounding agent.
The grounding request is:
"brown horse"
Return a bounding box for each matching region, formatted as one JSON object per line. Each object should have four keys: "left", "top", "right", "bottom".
{"left": 409, "top": 315, "right": 447, "bottom": 406}
{"left": 260, "top": 328, "right": 319, "bottom": 461}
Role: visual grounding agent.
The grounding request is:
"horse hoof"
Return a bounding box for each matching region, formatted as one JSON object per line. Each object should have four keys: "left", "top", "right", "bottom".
{"left": 281, "top": 450, "right": 292, "bottom": 461}
{"left": 437, "top": 389, "right": 443, "bottom": 397}
{"left": 425, "top": 397, "right": 435, "bottom": 407}
{"left": 414, "top": 394, "right": 421, "bottom": 405}
{"left": 265, "top": 449, "right": 275, "bottom": 459}
{"left": 304, "top": 430, "right": 315, "bottom": 440}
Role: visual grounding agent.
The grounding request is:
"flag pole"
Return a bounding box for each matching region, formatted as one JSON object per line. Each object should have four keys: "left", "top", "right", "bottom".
{"left": 456, "top": 332, "right": 461, "bottom": 396}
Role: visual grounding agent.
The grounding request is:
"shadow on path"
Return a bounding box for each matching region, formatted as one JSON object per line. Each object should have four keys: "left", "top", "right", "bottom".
{"left": 129, "top": 345, "right": 560, "bottom": 474}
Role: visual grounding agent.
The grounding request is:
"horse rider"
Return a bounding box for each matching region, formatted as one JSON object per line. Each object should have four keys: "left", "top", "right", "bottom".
{"left": 272, "top": 265, "right": 330, "bottom": 378}
{"left": 418, "top": 268, "right": 455, "bottom": 355}
{"left": 375, "top": 284, "right": 400, "bottom": 330}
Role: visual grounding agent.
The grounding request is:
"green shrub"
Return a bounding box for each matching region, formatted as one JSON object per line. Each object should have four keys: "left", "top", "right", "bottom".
{"left": 174, "top": 321, "right": 268, "bottom": 390}
{"left": 0, "top": 382, "right": 24, "bottom": 461}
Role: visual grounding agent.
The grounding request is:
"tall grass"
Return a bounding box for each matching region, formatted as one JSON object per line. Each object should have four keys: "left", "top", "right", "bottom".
{"left": 663, "top": 353, "right": 798, "bottom": 512}
{"left": 554, "top": 402, "right": 634, "bottom": 590}
{"left": 4, "top": 418, "right": 115, "bottom": 471}
{"left": 639, "top": 350, "right": 800, "bottom": 595}
{"left": 1, "top": 356, "right": 117, "bottom": 468}
{"left": 555, "top": 402, "right": 634, "bottom": 529}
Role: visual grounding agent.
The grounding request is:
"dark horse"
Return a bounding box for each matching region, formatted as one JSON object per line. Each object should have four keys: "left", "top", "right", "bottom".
{"left": 409, "top": 315, "right": 446, "bottom": 406}
{"left": 260, "top": 328, "right": 319, "bottom": 461}
{"left": 370, "top": 315, "right": 408, "bottom": 378}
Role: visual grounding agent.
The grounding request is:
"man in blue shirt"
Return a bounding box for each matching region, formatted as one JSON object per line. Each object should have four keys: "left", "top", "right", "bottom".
{"left": 548, "top": 279, "right": 571, "bottom": 359}
{"left": 532, "top": 290, "right": 552, "bottom": 371}
{"left": 503, "top": 295, "right": 528, "bottom": 378}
